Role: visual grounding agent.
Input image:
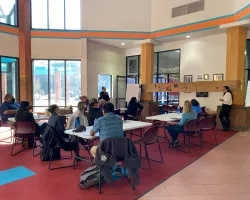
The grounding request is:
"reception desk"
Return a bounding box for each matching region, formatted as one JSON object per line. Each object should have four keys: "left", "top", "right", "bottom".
{"left": 216, "top": 105, "right": 250, "bottom": 131}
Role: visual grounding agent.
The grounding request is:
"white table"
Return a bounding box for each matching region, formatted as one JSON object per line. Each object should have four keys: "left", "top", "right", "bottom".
{"left": 65, "top": 120, "right": 152, "bottom": 166}
{"left": 65, "top": 120, "right": 152, "bottom": 139}
{"left": 9, "top": 114, "right": 72, "bottom": 122}
{"left": 146, "top": 113, "right": 181, "bottom": 122}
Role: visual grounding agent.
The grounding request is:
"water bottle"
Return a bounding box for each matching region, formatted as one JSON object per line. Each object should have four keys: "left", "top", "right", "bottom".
{"left": 177, "top": 106, "right": 180, "bottom": 114}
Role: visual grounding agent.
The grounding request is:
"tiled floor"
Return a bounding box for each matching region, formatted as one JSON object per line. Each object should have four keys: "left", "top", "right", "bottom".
{"left": 139, "top": 132, "right": 250, "bottom": 200}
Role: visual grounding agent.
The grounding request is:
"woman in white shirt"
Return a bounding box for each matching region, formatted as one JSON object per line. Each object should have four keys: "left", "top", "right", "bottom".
{"left": 219, "top": 86, "right": 233, "bottom": 131}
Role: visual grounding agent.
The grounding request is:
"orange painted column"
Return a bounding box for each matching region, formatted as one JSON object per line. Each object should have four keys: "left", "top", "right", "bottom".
{"left": 18, "top": 0, "right": 32, "bottom": 102}
{"left": 226, "top": 26, "right": 247, "bottom": 105}
{"left": 140, "top": 43, "right": 154, "bottom": 102}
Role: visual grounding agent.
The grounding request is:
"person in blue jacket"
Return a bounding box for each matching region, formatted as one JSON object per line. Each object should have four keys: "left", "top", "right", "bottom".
{"left": 191, "top": 99, "right": 202, "bottom": 115}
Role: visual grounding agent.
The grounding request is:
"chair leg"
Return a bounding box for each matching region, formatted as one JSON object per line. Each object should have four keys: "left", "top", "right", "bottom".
{"left": 98, "top": 166, "right": 103, "bottom": 194}
{"left": 11, "top": 138, "right": 26, "bottom": 156}
{"left": 33, "top": 136, "right": 40, "bottom": 157}
{"left": 201, "top": 129, "right": 218, "bottom": 146}
{"left": 49, "top": 149, "right": 73, "bottom": 170}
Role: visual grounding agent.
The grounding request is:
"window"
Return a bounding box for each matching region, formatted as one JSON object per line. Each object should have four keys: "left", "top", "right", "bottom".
{"left": 98, "top": 74, "right": 112, "bottom": 97}
{"left": 65, "top": 0, "right": 81, "bottom": 30}
{"left": 0, "top": 56, "right": 19, "bottom": 103}
{"left": 0, "top": 0, "right": 17, "bottom": 26}
{"left": 31, "top": 0, "right": 81, "bottom": 30}
{"left": 31, "top": 0, "right": 48, "bottom": 29}
{"left": 32, "top": 60, "right": 81, "bottom": 112}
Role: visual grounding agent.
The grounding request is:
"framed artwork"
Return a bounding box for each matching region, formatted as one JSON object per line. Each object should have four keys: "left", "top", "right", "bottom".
{"left": 196, "top": 92, "right": 209, "bottom": 97}
{"left": 127, "top": 56, "right": 139, "bottom": 76}
{"left": 184, "top": 75, "right": 192, "bottom": 82}
{"left": 204, "top": 74, "right": 209, "bottom": 80}
{"left": 196, "top": 74, "right": 203, "bottom": 81}
{"left": 213, "top": 73, "right": 224, "bottom": 81}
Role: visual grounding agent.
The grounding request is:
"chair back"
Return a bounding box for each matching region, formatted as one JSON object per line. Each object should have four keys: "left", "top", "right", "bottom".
{"left": 14, "top": 121, "right": 36, "bottom": 135}
{"left": 143, "top": 126, "right": 158, "bottom": 143}
{"left": 198, "top": 116, "right": 215, "bottom": 130}
{"left": 114, "top": 109, "right": 121, "bottom": 115}
{"left": 136, "top": 108, "right": 143, "bottom": 119}
{"left": 171, "top": 105, "right": 178, "bottom": 112}
{"left": 183, "top": 119, "right": 198, "bottom": 132}
{"left": 201, "top": 106, "right": 206, "bottom": 113}
{"left": 162, "top": 105, "right": 171, "bottom": 112}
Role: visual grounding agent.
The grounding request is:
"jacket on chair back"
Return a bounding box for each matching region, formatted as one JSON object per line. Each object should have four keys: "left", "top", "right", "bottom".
{"left": 94, "top": 138, "right": 141, "bottom": 185}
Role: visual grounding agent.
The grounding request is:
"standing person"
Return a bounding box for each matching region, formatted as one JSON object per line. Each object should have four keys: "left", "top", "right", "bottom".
{"left": 0, "top": 93, "right": 20, "bottom": 126}
{"left": 219, "top": 86, "right": 233, "bottom": 131}
{"left": 99, "top": 87, "right": 110, "bottom": 101}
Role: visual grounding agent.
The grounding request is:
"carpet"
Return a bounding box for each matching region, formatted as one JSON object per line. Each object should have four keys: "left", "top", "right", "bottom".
{"left": 0, "top": 128, "right": 236, "bottom": 200}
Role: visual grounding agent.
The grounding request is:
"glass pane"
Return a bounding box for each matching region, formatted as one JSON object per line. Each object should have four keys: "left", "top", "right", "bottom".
{"left": 169, "top": 74, "right": 180, "bottom": 105}
{"left": 66, "top": 60, "right": 81, "bottom": 106}
{"left": 48, "top": 0, "right": 64, "bottom": 29}
{"left": 1, "top": 57, "right": 18, "bottom": 103}
{"left": 158, "top": 50, "right": 180, "bottom": 74}
{"left": 153, "top": 74, "right": 157, "bottom": 102}
{"left": 49, "top": 60, "right": 65, "bottom": 106}
{"left": 0, "top": 0, "right": 17, "bottom": 26}
{"left": 98, "top": 74, "right": 112, "bottom": 97}
{"left": 157, "top": 75, "right": 168, "bottom": 104}
{"left": 65, "top": 0, "right": 81, "bottom": 30}
{"left": 31, "top": 0, "right": 48, "bottom": 29}
{"left": 246, "top": 40, "right": 250, "bottom": 69}
{"left": 33, "top": 60, "right": 49, "bottom": 107}
{"left": 127, "top": 77, "right": 136, "bottom": 84}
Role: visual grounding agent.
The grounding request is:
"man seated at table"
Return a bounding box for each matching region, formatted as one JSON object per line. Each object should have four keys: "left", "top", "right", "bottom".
{"left": 90, "top": 102, "right": 124, "bottom": 158}
{"left": 0, "top": 93, "right": 20, "bottom": 126}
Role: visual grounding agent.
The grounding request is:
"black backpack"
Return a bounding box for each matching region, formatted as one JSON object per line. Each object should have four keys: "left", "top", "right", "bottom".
{"left": 78, "top": 166, "right": 104, "bottom": 189}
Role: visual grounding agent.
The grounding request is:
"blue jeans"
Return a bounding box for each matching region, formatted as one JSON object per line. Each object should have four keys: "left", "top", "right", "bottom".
{"left": 167, "top": 125, "right": 184, "bottom": 142}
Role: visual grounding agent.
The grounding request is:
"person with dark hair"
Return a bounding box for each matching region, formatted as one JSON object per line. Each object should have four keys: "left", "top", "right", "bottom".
{"left": 125, "top": 97, "right": 143, "bottom": 120}
{"left": 219, "top": 86, "right": 233, "bottom": 131}
{"left": 0, "top": 93, "right": 20, "bottom": 126}
{"left": 15, "top": 101, "right": 46, "bottom": 137}
{"left": 99, "top": 87, "right": 110, "bottom": 101}
{"left": 79, "top": 96, "right": 89, "bottom": 111}
{"left": 90, "top": 102, "right": 124, "bottom": 158}
{"left": 191, "top": 99, "right": 202, "bottom": 115}
{"left": 87, "top": 98, "right": 103, "bottom": 126}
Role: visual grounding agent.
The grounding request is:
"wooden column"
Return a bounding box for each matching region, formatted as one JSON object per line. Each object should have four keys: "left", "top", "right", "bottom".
{"left": 226, "top": 26, "right": 247, "bottom": 105}
{"left": 140, "top": 43, "right": 154, "bottom": 102}
{"left": 18, "top": 0, "right": 32, "bottom": 102}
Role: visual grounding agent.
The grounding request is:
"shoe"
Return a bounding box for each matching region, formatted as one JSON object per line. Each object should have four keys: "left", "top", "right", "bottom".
{"left": 115, "top": 166, "right": 123, "bottom": 177}
{"left": 172, "top": 140, "right": 181, "bottom": 148}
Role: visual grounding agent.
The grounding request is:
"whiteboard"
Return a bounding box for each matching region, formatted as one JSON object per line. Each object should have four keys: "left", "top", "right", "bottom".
{"left": 245, "top": 81, "right": 250, "bottom": 107}
{"left": 126, "top": 84, "right": 141, "bottom": 103}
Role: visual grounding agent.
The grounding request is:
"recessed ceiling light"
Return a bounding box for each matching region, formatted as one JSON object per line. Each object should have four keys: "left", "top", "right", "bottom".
{"left": 186, "top": 35, "right": 190, "bottom": 38}
{"left": 121, "top": 43, "right": 125, "bottom": 45}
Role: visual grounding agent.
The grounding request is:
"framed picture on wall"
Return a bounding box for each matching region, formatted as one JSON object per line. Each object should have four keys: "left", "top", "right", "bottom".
{"left": 213, "top": 73, "right": 224, "bottom": 81}
{"left": 196, "top": 74, "right": 203, "bottom": 81}
{"left": 184, "top": 75, "right": 192, "bottom": 82}
{"left": 204, "top": 74, "right": 209, "bottom": 80}
{"left": 127, "top": 56, "right": 139, "bottom": 76}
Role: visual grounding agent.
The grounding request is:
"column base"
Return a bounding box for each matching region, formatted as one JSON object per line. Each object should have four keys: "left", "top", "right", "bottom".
{"left": 140, "top": 102, "right": 159, "bottom": 120}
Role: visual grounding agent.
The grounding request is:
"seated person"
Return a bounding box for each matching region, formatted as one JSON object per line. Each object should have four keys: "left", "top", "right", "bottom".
{"left": 166, "top": 100, "right": 197, "bottom": 148}
{"left": 66, "top": 101, "right": 88, "bottom": 129}
{"left": 79, "top": 96, "right": 89, "bottom": 111}
{"left": 87, "top": 98, "right": 103, "bottom": 126}
{"left": 48, "top": 104, "right": 87, "bottom": 153}
{"left": 90, "top": 102, "right": 124, "bottom": 158}
{"left": 0, "top": 93, "right": 20, "bottom": 126}
{"left": 191, "top": 99, "right": 202, "bottom": 115}
{"left": 15, "top": 101, "right": 47, "bottom": 137}
{"left": 125, "top": 97, "right": 143, "bottom": 120}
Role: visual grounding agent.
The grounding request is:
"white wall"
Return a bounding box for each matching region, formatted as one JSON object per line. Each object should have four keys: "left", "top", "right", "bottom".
{"left": 81, "top": 0, "right": 151, "bottom": 32}
{"left": 86, "top": 40, "right": 126, "bottom": 104}
{"left": 0, "top": 33, "right": 19, "bottom": 57}
{"left": 151, "top": 0, "right": 234, "bottom": 31}
{"left": 233, "top": 0, "right": 250, "bottom": 12}
{"left": 126, "top": 34, "right": 227, "bottom": 111}
{"left": 31, "top": 38, "right": 82, "bottom": 59}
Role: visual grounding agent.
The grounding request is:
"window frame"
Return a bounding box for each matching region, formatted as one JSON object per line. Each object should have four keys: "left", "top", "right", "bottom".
{"left": 98, "top": 74, "right": 113, "bottom": 98}
{"left": 30, "top": 0, "right": 81, "bottom": 30}
{"left": 0, "top": 0, "right": 18, "bottom": 27}
{"left": 0, "top": 55, "right": 20, "bottom": 104}
{"left": 31, "top": 59, "right": 81, "bottom": 110}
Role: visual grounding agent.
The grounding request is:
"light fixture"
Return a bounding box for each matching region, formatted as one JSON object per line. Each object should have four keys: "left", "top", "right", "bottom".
{"left": 186, "top": 35, "right": 190, "bottom": 38}
{"left": 121, "top": 43, "right": 125, "bottom": 46}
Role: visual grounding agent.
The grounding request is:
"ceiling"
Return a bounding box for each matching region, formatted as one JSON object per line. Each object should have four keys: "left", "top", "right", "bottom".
{"left": 90, "top": 27, "right": 227, "bottom": 50}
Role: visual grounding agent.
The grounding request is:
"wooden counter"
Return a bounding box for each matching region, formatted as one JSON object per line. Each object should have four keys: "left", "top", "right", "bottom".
{"left": 216, "top": 105, "right": 250, "bottom": 131}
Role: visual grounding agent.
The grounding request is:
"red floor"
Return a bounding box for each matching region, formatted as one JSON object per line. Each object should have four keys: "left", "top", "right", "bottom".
{"left": 0, "top": 128, "right": 235, "bottom": 200}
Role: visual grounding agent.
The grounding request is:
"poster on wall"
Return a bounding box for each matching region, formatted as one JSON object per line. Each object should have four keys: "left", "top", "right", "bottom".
{"left": 127, "top": 56, "right": 139, "bottom": 76}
